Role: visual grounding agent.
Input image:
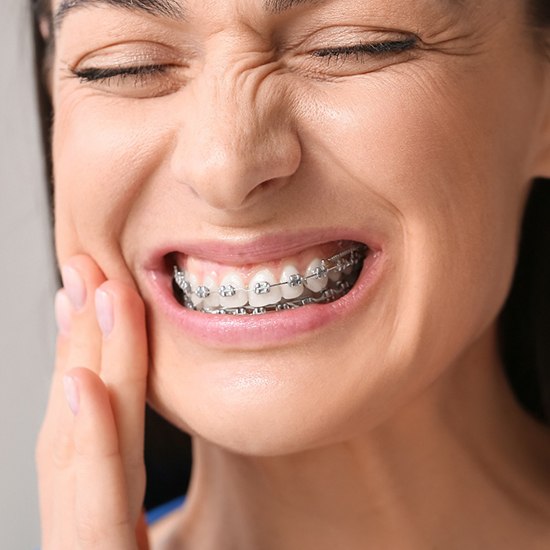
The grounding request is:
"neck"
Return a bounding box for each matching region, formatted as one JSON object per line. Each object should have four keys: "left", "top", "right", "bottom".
{"left": 173, "top": 326, "right": 550, "bottom": 550}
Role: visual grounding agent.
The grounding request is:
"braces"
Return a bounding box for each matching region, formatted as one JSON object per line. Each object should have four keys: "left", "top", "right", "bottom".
{"left": 172, "top": 244, "right": 367, "bottom": 314}
{"left": 199, "top": 281, "right": 353, "bottom": 315}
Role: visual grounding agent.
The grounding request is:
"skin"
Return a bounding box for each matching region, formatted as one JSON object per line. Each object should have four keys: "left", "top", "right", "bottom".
{"left": 36, "top": 0, "right": 550, "bottom": 548}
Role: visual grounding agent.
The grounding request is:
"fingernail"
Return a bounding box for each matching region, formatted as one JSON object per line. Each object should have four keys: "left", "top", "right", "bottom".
{"left": 95, "top": 288, "right": 114, "bottom": 336}
{"left": 63, "top": 375, "right": 80, "bottom": 416}
{"left": 55, "top": 290, "right": 72, "bottom": 336}
{"left": 61, "top": 265, "right": 86, "bottom": 311}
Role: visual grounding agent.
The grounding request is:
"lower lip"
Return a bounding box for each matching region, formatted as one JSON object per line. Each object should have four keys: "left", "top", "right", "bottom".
{"left": 145, "top": 251, "right": 385, "bottom": 349}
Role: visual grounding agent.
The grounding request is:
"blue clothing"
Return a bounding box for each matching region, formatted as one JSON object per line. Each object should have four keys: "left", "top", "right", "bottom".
{"left": 146, "top": 495, "right": 186, "bottom": 525}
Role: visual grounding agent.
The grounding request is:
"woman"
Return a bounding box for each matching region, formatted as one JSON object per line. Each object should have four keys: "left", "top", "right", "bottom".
{"left": 34, "top": 0, "right": 550, "bottom": 548}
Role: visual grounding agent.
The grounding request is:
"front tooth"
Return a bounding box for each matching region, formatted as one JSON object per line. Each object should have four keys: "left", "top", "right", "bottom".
{"left": 203, "top": 276, "right": 220, "bottom": 309}
{"left": 304, "top": 259, "right": 328, "bottom": 293}
{"left": 249, "top": 269, "right": 281, "bottom": 307}
{"left": 219, "top": 273, "right": 247, "bottom": 308}
{"left": 280, "top": 264, "right": 304, "bottom": 299}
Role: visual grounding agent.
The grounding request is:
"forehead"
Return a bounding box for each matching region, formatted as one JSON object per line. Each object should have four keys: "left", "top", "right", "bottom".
{"left": 52, "top": 0, "right": 467, "bottom": 28}
{"left": 52, "top": 0, "right": 326, "bottom": 20}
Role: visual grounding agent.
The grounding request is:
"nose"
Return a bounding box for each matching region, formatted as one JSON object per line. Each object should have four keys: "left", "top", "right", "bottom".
{"left": 170, "top": 64, "right": 302, "bottom": 212}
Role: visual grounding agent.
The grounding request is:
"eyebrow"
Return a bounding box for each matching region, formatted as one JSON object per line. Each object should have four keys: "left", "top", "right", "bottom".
{"left": 54, "top": 0, "right": 323, "bottom": 29}
{"left": 54, "top": 0, "right": 185, "bottom": 29}
{"left": 263, "top": 0, "right": 324, "bottom": 14}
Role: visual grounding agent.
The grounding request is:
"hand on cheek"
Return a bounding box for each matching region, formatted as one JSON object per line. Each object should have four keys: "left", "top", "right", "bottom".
{"left": 36, "top": 255, "right": 149, "bottom": 550}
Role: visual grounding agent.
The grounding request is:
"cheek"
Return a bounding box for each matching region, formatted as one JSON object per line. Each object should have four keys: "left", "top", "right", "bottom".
{"left": 295, "top": 60, "right": 531, "bottom": 374}
{"left": 52, "top": 93, "right": 172, "bottom": 267}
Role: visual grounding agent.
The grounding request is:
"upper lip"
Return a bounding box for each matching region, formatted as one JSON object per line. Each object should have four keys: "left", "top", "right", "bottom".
{"left": 141, "top": 228, "right": 384, "bottom": 272}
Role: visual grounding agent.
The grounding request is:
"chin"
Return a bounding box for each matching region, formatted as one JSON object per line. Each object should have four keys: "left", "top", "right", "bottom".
{"left": 143, "top": 325, "right": 423, "bottom": 458}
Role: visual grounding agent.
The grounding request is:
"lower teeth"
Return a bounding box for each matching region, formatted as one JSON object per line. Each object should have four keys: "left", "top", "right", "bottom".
{"left": 172, "top": 244, "right": 367, "bottom": 315}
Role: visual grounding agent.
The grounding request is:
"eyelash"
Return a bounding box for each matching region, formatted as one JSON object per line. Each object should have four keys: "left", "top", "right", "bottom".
{"left": 313, "top": 38, "right": 417, "bottom": 60}
{"left": 73, "top": 64, "right": 170, "bottom": 84}
{"left": 71, "top": 39, "right": 417, "bottom": 84}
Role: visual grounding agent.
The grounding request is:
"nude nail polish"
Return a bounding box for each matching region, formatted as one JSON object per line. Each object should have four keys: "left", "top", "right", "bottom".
{"left": 95, "top": 288, "right": 114, "bottom": 336}
{"left": 61, "top": 266, "right": 86, "bottom": 311}
{"left": 55, "top": 290, "right": 72, "bottom": 335}
{"left": 63, "top": 375, "right": 80, "bottom": 416}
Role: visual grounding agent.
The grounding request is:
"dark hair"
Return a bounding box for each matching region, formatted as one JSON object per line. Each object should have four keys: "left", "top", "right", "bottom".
{"left": 499, "top": 181, "right": 550, "bottom": 423}
{"left": 529, "top": 0, "right": 550, "bottom": 29}
{"left": 30, "top": 1, "right": 550, "bottom": 426}
{"left": 31, "top": 0, "right": 53, "bottom": 195}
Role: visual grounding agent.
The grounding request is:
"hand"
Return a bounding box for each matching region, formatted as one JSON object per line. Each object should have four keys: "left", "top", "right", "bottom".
{"left": 36, "top": 256, "right": 149, "bottom": 550}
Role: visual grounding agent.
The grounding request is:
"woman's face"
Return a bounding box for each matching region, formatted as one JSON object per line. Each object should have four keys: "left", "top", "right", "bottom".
{"left": 51, "top": 0, "right": 550, "bottom": 454}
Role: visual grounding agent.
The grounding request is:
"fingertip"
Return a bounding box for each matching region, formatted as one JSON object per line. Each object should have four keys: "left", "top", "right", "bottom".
{"left": 60, "top": 255, "right": 107, "bottom": 309}
{"left": 61, "top": 264, "right": 87, "bottom": 311}
{"left": 63, "top": 374, "right": 80, "bottom": 416}
{"left": 98, "top": 280, "right": 146, "bottom": 322}
{"left": 55, "top": 289, "right": 73, "bottom": 336}
{"left": 95, "top": 287, "right": 114, "bottom": 337}
{"left": 65, "top": 367, "right": 111, "bottom": 422}
{"left": 67, "top": 368, "right": 120, "bottom": 458}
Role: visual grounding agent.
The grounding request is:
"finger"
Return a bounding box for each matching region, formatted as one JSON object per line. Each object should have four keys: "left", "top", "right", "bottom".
{"left": 46, "top": 254, "right": 106, "bottom": 430}
{"left": 39, "top": 254, "right": 108, "bottom": 549}
{"left": 136, "top": 511, "right": 150, "bottom": 550}
{"left": 37, "top": 290, "right": 76, "bottom": 550}
{"left": 68, "top": 367, "right": 138, "bottom": 550}
{"left": 95, "top": 281, "right": 148, "bottom": 520}
{"left": 62, "top": 256, "right": 106, "bottom": 374}
{"left": 40, "top": 290, "right": 73, "bottom": 424}
{"left": 39, "top": 261, "right": 100, "bottom": 471}
{"left": 38, "top": 290, "right": 71, "bottom": 433}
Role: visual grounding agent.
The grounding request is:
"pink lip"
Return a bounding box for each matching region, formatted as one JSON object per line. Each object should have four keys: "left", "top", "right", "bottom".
{"left": 140, "top": 229, "right": 386, "bottom": 349}
{"left": 142, "top": 228, "right": 385, "bottom": 269}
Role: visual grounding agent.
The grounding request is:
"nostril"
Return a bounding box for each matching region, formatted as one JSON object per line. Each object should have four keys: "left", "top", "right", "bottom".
{"left": 256, "top": 178, "right": 288, "bottom": 197}
{"left": 169, "top": 107, "right": 301, "bottom": 212}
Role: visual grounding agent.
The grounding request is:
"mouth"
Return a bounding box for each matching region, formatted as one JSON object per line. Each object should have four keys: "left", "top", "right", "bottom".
{"left": 167, "top": 240, "right": 368, "bottom": 316}
{"left": 143, "top": 231, "right": 385, "bottom": 347}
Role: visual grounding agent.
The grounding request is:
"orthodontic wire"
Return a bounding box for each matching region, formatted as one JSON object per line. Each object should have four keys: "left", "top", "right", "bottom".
{"left": 173, "top": 244, "right": 367, "bottom": 300}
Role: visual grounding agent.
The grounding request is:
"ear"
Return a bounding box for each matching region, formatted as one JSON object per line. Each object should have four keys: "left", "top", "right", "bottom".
{"left": 37, "top": 15, "right": 55, "bottom": 97}
{"left": 531, "top": 60, "right": 550, "bottom": 179}
{"left": 38, "top": 16, "right": 51, "bottom": 42}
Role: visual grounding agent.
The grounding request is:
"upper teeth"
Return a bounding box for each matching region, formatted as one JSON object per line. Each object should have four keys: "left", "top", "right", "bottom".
{"left": 173, "top": 244, "right": 366, "bottom": 313}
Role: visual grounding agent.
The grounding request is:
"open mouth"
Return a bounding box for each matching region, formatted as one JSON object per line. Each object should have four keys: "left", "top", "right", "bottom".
{"left": 168, "top": 240, "right": 368, "bottom": 316}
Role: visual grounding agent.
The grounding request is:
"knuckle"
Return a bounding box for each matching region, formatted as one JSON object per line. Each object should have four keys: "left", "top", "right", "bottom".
{"left": 69, "top": 336, "right": 95, "bottom": 358}
{"left": 52, "top": 430, "right": 75, "bottom": 469}
{"left": 75, "top": 517, "right": 101, "bottom": 545}
{"left": 76, "top": 515, "right": 133, "bottom": 546}
{"left": 75, "top": 442, "right": 120, "bottom": 462}
{"left": 36, "top": 424, "right": 75, "bottom": 471}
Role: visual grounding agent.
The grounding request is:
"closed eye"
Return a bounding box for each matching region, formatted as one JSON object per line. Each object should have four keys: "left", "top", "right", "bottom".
{"left": 312, "top": 38, "right": 417, "bottom": 60}
{"left": 72, "top": 64, "right": 171, "bottom": 84}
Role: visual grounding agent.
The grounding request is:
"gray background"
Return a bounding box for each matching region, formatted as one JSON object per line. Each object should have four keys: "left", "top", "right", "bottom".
{"left": 1, "top": 1, "right": 57, "bottom": 548}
